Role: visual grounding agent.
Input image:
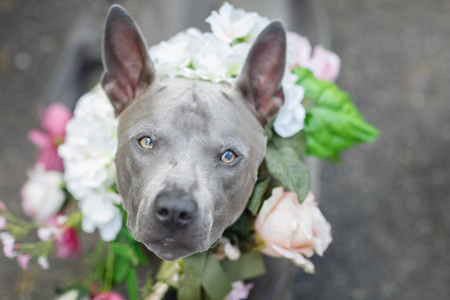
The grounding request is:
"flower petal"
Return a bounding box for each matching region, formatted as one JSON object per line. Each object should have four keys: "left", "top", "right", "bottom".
{"left": 17, "top": 254, "right": 31, "bottom": 270}
{"left": 28, "top": 129, "right": 51, "bottom": 148}
{"left": 41, "top": 103, "right": 72, "bottom": 137}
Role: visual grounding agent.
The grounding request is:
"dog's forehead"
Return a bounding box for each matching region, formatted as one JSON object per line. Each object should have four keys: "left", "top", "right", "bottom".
{"left": 120, "top": 78, "right": 264, "bottom": 139}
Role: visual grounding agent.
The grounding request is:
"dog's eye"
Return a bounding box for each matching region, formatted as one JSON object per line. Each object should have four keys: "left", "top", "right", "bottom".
{"left": 221, "top": 150, "right": 237, "bottom": 164}
{"left": 139, "top": 136, "right": 153, "bottom": 149}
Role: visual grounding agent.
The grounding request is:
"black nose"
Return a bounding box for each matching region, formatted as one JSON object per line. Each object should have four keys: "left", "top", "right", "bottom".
{"left": 154, "top": 191, "right": 197, "bottom": 230}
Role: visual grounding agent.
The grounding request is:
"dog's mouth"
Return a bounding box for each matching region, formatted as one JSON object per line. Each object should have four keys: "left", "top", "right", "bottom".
{"left": 153, "top": 237, "right": 185, "bottom": 248}
{"left": 139, "top": 235, "right": 220, "bottom": 261}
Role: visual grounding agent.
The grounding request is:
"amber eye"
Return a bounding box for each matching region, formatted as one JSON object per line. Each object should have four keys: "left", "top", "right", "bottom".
{"left": 139, "top": 137, "right": 153, "bottom": 149}
{"left": 221, "top": 150, "right": 237, "bottom": 164}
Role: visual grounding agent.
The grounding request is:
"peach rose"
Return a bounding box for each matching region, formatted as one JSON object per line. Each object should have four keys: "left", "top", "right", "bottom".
{"left": 255, "top": 187, "right": 332, "bottom": 273}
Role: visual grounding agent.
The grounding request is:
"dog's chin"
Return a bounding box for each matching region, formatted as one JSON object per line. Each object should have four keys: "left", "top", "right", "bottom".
{"left": 142, "top": 238, "right": 209, "bottom": 261}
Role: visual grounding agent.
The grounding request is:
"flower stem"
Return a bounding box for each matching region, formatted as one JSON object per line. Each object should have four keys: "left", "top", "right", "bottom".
{"left": 104, "top": 244, "right": 115, "bottom": 291}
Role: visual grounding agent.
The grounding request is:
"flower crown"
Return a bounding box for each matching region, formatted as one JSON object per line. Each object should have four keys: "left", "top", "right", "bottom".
{"left": 0, "top": 3, "right": 378, "bottom": 300}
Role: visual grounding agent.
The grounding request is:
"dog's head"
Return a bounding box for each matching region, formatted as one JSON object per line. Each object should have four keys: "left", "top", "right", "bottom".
{"left": 101, "top": 5, "right": 286, "bottom": 260}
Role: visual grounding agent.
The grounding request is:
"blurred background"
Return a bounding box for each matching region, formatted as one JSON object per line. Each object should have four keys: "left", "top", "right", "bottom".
{"left": 0, "top": 0, "right": 449, "bottom": 299}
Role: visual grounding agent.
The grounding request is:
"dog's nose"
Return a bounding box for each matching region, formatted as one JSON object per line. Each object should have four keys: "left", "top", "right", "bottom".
{"left": 154, "top": 191, "right": 197, "bottom": 230}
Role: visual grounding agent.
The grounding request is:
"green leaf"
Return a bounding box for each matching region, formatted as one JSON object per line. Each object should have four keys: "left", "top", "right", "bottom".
{"left": 126, "top": 269, "right": 139, "bottom": 300}
{"left": 178, "top": 256, "right": 203, "bottom": 300}
{"left": 179, "top": 252, "right": 231, "bottom": 300}
{"left": 270, "top": 131, "right": 307, "bottom": 157}
{"left": 110, "top": 243, "right": 139, "bottom": 266}
{"left": 265, "top": 114, "right": 277, "bottom": 141}
{"left": 220, "top": 251, "right": 266, "bottom": 282}
{"left": 265, "top": 143, "right": 310, "bottom": 202}
{"left": 133, "top": 243, "right": 149, "bottom": 266}
{"left": 201, "top": 252, "right": 232, "bottom": 300}
{"left": 225, "top": 213, "right": 251, "bottom": 242}
{"left": 247, "top": 178, "right": 271, "bottom": 215}
{"left": 293, "top": 67, "right": 380, "bottom": 159}
{"left": 113, "top": 257, "right": 131, "bottom": 284}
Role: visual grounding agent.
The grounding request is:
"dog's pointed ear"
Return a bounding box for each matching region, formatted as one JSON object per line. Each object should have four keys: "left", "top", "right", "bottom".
{"left": 236, "top": 21, "right": 286, "bottom": 125}
{"left": 101, "top": 5, "right": 156, "bottom": 116}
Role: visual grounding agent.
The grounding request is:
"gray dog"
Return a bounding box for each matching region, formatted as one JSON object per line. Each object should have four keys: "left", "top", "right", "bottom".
{"left": 101, "top": 5, "right": 286, "bottom": 261}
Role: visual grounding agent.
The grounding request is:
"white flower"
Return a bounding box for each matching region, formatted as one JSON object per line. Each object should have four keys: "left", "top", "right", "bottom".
{"left": 59, "top": 87, "right": 122, "bottom": 241}
{"left": 59, "top": 89, "right": 117, "bottom": 199}
{"left": 226, "top": 43, "right": 251, "bottom": 78}
{"left": 214, "top": 237, "right": 241, "bottom": 261}
{"left": 205, "top": 2, "right": 260, "bottom": 43}
{"left": 224, "top": 242, "right": 241, "bottom": 261}
{"left": 38, "top": 256, "right": 50, "bottom": 270}
{"left": 246, "top": 15, "right": 270, "bottom": 43}
{"left": 274, "top": 72, "right": 306, "bottom": 138}
{"left": 0, "top": 232, "right": 16, "bottom": 258}
{"left": 21, "top": 166, "right": 65, "bottom": 222}
{"left": 150, "top": 28, "right": 204, "bottom": 79}
{"left": 192, "top": 34, "right": 231, "bottom": 82}
{"left": 80, "top": 192, "right": 122, "bottom": 241}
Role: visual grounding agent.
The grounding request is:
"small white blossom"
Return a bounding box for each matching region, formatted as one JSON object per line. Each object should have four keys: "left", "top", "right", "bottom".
{"left": 21, "top": 166, "right": 65, "bottom": 222}
{"left": 38, "top": 256, "right": 50, "bottom": 270}
{"left": 0, "top": 232, "right": 16, "bottom": 259}
{"left": 54, "top": 290, "right": 89, "bottom": 300}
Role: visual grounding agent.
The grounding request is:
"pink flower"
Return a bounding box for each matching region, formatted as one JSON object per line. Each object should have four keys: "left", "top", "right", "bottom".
{"left": 287, "top": 32, "right": 312, "bottom": 69}
{"left": 225, "top": 281, "right": 254, "bottom": 300}
{"left": 0, "top": 216, "right": 7, "bottom": 230}
{"left": 305, "top": 45, "right": 341, "bottom": 82}
{"left": 92, "top": 292, "right": 127, "bottom": 300}
{"left": 28, "top": 103, "right": 72, "bottom": 172}
{"left": 17, "top": 253, "right": 31, "bottom": 270}
{"left": 0, "top": 200, "right": 5, "bottom": 211}
{"left": 0, "top": 232, "right": 17, "bottom": 258}
{"left": 38, "top": 215, "right": 81, "bottom": 259}
{"left": 56, "top": 227, "right": 81, "bottom": 259}
{"left": 287, "top": 32, "right": 341, "bottom": 82}
{"left": 255, "top": 187, "right": 332, "bottom": 273}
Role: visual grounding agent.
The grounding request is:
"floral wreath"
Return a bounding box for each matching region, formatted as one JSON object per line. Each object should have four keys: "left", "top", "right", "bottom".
{"left": 0, "top": 3, "right": 378, "bottom": 300}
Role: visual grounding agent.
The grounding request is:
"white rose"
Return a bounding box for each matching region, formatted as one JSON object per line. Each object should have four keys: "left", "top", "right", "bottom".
{"left": 21, "top": 166, "right": 65, "bottom": 222}
{"left": 255, "top": 187, "right": 332, "bottom": 273}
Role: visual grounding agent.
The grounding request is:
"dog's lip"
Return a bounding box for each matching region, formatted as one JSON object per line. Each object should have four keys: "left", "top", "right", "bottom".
{"left": 152, "top": 237, "right": 186, "bottom": 248}
{"left": 157, "top": 237, "right": 178, "bottom": 245}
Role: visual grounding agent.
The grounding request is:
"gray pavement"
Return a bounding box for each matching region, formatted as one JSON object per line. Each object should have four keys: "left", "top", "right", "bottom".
{"left": 1, "top": 0, "right": 449, "bottom": 299}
